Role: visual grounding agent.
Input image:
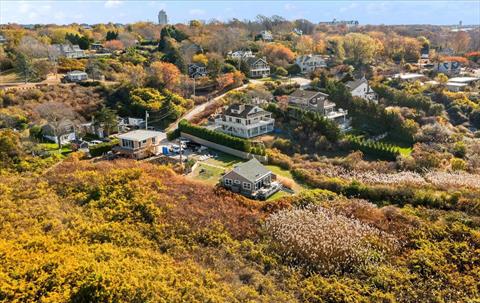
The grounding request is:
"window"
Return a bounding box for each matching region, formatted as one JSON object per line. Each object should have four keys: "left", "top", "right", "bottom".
{"left": 234, "top": 180, "right": 241, "bottom": 184}
{"left": 243, "top": 182, "right": 251, "bottom": 190}
{"left": 224, "top": 178, "right": 233, "bottom": 186}
{"left": 152, "top": 137, "right": 156, "bottom": 144}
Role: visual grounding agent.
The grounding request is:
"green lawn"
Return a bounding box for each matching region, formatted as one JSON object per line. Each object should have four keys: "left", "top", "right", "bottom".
{"left": 191, "top": 163, "right": 225, "bottom": 185}
{"left": 204, "top": 150, "right": 243, "bottom": 168}
{"left": 379, "top": 139, "right": 413, "bottom": 156}
{"left": 266, "top": 190, "right": 290, "bottom": 201}
{"left": 266, "top": 165, "right": 294, "bottom": 179}
{"left": 38, "top": 143, "right": 73, "bottom": 156}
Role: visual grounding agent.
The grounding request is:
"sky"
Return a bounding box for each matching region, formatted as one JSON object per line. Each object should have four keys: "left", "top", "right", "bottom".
{"left": 0, "top": 0, "right": 479, "bottom": 26}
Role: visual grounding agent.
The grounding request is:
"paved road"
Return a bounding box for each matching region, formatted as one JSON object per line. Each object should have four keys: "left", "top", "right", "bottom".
{"left": 166, "top": 83, "right": 248, "bottom": 132}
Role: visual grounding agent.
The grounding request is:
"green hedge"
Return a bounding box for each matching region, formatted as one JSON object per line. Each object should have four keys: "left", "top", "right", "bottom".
{"left": 178, "top": 120, "right": 265, "bottom": 155}
{"left": 346, "top": 136, "right": 399, "bottom": 161}
{"left": 89, "top": 139, "right": 119, "bottom": 157}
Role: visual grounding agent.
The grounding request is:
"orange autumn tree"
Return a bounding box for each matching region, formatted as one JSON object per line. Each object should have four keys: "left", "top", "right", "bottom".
{"left": 262, "top": 43, "right": 295, "bottom": 67}
{"left": 148, "top": 61, "right": 181, "bottom": 91}
{"left": 104, "top": 39, "right": 124, "bottom": 50}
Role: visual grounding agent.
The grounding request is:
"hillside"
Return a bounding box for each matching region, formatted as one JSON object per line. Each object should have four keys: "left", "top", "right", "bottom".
{"left": 0, "top": 156, "right": 479, "bottom": 302}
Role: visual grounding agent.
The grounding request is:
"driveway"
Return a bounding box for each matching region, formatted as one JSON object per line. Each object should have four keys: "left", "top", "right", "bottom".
{"left": 166, "top": 83, "right": 248, "bottom": 132}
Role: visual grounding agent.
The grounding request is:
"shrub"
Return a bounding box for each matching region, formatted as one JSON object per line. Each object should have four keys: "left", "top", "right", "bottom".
{"left": 266, "top": 205, "right": 397, "bottom": 273}
{"left": 178, "top": 120, "right": 265, "bottom": 155}
{"left": 89, "top": 140, "right": 118, "bottom": 157}
{"left": 345, "top": 136, "right": 399, "bottom": 161}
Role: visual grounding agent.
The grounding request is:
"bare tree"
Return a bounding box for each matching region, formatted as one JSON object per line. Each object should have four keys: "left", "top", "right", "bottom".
{"left": 36, "top": 102, "right": 76, "bottom": 149}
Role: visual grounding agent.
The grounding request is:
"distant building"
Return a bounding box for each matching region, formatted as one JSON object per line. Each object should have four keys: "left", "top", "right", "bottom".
{"left": 215, "top": 104, "right": 275, "bottom": 138}
{"left": 319, "top": 19, "right": 359, "bottom": 27}
{"left": 288, "top": 89, "right": 350, "bottom": 130}
{"left": 295, "top": 54, "right": 327, "bottom": 74}
{"left": 446, "top": 77, "right": 480, "bottom": 92}
{"left": 52, "top": 44, "right": 85, "bottom": 59}
{"left": 115, "top": 130, "right": 167, "bottom": 159}
{"left": 42, "top": 120, "right": 76, "bottom": 145}
{"left": 228, "top": 50, "right": 255, "bottom": 60}
{"left": 64, "top": 70, "right": 88, "bottom": 82}
{"left": 259, "top": 30, "right": 273, "bottom": 41}
{"left": 434, "top": 61, "right": 461, "bottom": 76}
{"left": 221, "top": 158, "right": 280, "bottom": 200}
{"left": 393, "top": 73, "right": 426, "bottom": 82}
{"left": 158, "top": 10, "right": 168, "bottom": 25}
{"left": 345, "top": 77, "right": 377, "bottom": 103}
{"left": 188, "top": 63, "right": 207, "bottom": 78}
{"left": 0, "top": 35, "right": 6, "bottom": 44}
{"left": 245, "top": 57, "right": 270, "bottom": 78}
{"left": 293, "top": 28, "right": 303, "bottom": 35}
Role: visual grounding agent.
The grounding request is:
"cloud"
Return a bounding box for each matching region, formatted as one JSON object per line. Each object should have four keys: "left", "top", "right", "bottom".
{"left": 189, "top": 8, "right": 206, "bottom": 16}
{"left": 104, "top": 0, "right": 122, "bottom": 8}
{"left": 284, "top": 3, "right": 296, "bottom": 11}
{"left": 339, "top": 3, "right": 358, "bottom": 13}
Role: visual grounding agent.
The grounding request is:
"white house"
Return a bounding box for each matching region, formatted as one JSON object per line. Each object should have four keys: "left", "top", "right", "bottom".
{"left": 295, "top": 55, "right": 327, "bottom": 74}
{"left": 228, "top": 50, "right": 255, "bottom": 60}
{"left": 345, "top": 77, "right": 377, "bottom": 103}
{"left": 215, "top": 104, "right": 275, "bottom": 138}
{"left": 446, "top": 76, "right": 479, "bottom": 92}
{"left": 393, "top": 73, "right": 426, "bottom": 82}
{"left": 65, "top": 70, "right": 88, "bottom": 82}
{"left": 245, "top": 57, "right": 270, "bottom": 78}
{"left": 42, "top": 120, "right": 76, "bottom": 145}
{"left": 259, "top": 30, "right": 273, "bottom": 41}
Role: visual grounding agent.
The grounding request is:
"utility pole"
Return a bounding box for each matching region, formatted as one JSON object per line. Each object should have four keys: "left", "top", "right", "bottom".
{"left": 193, "top": 77, "right": 196, "bottom": 97}
{"left": 178, "top": 138, "right": 184, "bottom": 171}
{"left": 145, "top": 110, "right": 149, "bottom": 130}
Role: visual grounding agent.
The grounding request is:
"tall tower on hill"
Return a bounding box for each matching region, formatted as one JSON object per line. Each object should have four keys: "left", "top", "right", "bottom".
{"left": 158, "top": 10, "right": 168, "bottom": 25}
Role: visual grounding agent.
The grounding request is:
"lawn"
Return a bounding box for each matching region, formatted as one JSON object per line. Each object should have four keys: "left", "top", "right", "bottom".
{"left": 379, "top": 138, "right": 413, "bottom": 156}
{"left": 266, "top": 190, "right": 290, "bottom": 201}
{"left": 191, "top": 162, "right": 225, "bottom": 185}
{"left": 0, "top": 69, "right": 22, "bottom": 84}
{"left": 204, "top": 150, "right": 243, "bottom": 168}
{"left": 38, "top": 143, "right": 73, "bottom": 157}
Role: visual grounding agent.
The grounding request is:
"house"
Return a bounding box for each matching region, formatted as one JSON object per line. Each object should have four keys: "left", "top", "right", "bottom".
{"left": 319, "top": 19, "right": 359, "bottom": 27}
{"left": 42, "top": 120, "right": 76, "bottom": 145}
{"left": 293, "top": 28, "right": 303, "bottom": 35}
{"left": 188, "top": 63, "right": 207, "bottom": 78}
{"left": 221, "top": 158, "right": 280, "bottom": 200}
{"left": 345, "top": 77, "right": 378, "bottom": 103}
{"left": 0, "top": 35, "right": 6, "bottom": 44}
{"left": 228, "top": 50, "right": 255, "bottom": 60}
{"left": 245, "top": 57, "right": 270, "bottom": 78}
{"left": 215, "top": 104, "right": 274, "bottom": 138}
{"left": 259, "top": 30, "right": 273, "bottom": 41}
{"left": 288, "top": 89, "right": 350, "bottom": 130}
{"left": 52, "top": 44, "right": 85, "bottom": 59}
{"left": 446, "top": 76, "right": 480, "bottom": 92}
{"left": 434, "top": 61, "right": 461, "bottom": 76}
{"left": 119, "top": 117, "right": 146, "bottom": 130}
{"left": 114, "top": 130, "right": 166, "bottom": 159}
{"left": 295, "top": 54, "right": 327, "bottom": 74}
{"left": 393, "top": 73, "right": 426, "bottom": 82}
{"left": 64, "top": 70, "right": 88, "bottom": 82}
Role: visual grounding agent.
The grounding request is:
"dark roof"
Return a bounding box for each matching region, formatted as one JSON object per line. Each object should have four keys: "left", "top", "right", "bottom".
{"left": 224, "top": 104, "right": 267, "bottom": 119}
{"left": 289, "top": 89, "right": 328, "bottom": 100}
{"left": 229, "top": 158, "right": 271, "bottom": 182}
{"left": 245, "top": 57, "right": 267, "bottom": 67}
{"left": 345, "top": 77, "right": 367, "bottom": 90}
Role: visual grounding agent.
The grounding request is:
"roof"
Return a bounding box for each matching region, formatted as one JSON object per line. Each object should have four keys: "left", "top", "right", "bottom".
{"left": 224, "top": 104, "right": 268, "bottom": 119}
{"left": 448, "top": 77, "right": 479, "bottom": 83}
{"left": 345, "top": 77, "right": 367, "bottom": 90}
{"left": 296, "top": 54, "right": 325, "bottom": 64}
{"left": 245, "top": 57, "right": 268, "bottom": 67}
{"left": 229, "top": 158, "right": 271, "bottom": 182}
{"left": 394, "top": 73, "right": 425, "bottom": 80}
{"left": 289, "top": 89, "right": 328, "bottom": 100}
{"left": 446, "top": 82, "right": 468, "bottom": 87}
{"left": 117, "top": 130, "right": 166, "bottom": 141}
{"left": 67, "top": 70, "right": 87, "bottom": 76}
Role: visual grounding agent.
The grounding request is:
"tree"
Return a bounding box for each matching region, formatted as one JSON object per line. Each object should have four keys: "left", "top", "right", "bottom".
{"left": 122, "top": 63, "right": 146, "bottom": 88}
{"left": 15, "top": 52, "right": 34, "bottom": 83}
{"left": 0, "top": 129, "right": 23, "bottom": 168}
{"left": 36, "top": 102, "right": 76, "bottom": 149}
{"left": 148, "top": 61, "right": 181, "bottom": 91}
{"left": 451, "top": 31, "right": 471, "bottom": 54}
{"left": 275, "top": 66, "right": 288, "bottom": 77}
{"left": 94, "top": 107, "right": 118, "bottom": 136}
{"left": 206, "top": 53, "right": 224, "bottom": 79}
{"left": 104, "top": 39, "right": 124, "bottom": 51}
{"left": 435, "top": 73, "right": 448, "bottom": 84}
{"left": 106, "top": 31, "right": 118, "bottom": 41}
{"left": 192, "top": 53, "right": 208, "bottom": 66}
{"left": 295, "top": 35, "right": 314, "bottom": 54}
{"left": 343, "top": 33, "right": 377, "bottom": 65}
{"left": 262, "top": 43, "right": 295, "bottom": 67}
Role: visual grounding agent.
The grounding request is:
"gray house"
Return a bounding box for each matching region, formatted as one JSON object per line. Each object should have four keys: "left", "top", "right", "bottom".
{"left": 221, "top": 158, "right": 280, "bottom": 200}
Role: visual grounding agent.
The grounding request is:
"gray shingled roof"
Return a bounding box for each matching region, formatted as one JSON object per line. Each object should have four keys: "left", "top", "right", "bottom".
{"left": 345, "top": 77, "right": 367, "bottom": 91}
{"left": 289, "top": 89, "right": 328, "bottom": 100}
{"left": 231, "top": 158, "right": 271, "bottom": 182}
{"left": 224, "top": 104, "right": 266, "bottom": 119}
